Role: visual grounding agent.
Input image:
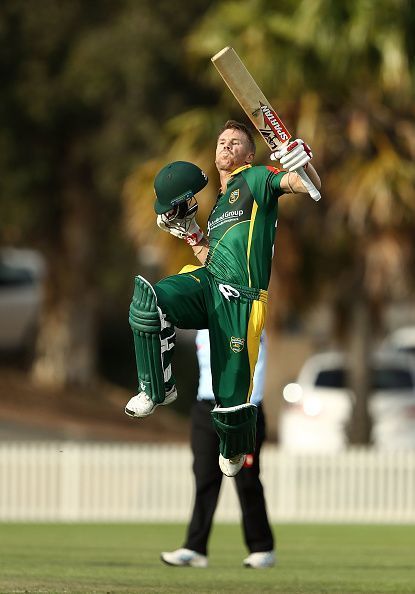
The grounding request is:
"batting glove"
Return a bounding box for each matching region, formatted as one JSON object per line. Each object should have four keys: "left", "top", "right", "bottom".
{"left": 157, "top": 201, "right": 204, "bottom": 246}
{"left": 270, "top": 139, "right": 313, "bottom": 172}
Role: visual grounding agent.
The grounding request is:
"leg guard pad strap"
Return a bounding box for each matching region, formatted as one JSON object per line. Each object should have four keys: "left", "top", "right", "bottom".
{"left": 211, "top": 403, "right": 257, "bottom": 459}
{"left": 129, "top": 276, "right": 162, "bottom": 333}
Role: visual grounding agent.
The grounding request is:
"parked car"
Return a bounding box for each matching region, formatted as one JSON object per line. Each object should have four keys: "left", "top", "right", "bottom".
{"left": 381, "top": 325, "right": 415, "bottom": 356}
{"left": 0, "top": 247, "right": 45, "bottom": 352}
{"left": 279, "top": 350, "right": 415, "bottom": 451}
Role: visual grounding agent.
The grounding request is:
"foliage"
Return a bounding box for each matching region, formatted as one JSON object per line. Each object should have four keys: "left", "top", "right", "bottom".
{"left": 125, "top": 0, "right": 415, "bottom": 306}
{"left": 0, "top": 0, "right": 215, "bottom": 385}
{"left": 1, "top": 0, "right": 415, "bottom": 394}
{"left": 0, "top": 0, "right": 213, "bottom": 255}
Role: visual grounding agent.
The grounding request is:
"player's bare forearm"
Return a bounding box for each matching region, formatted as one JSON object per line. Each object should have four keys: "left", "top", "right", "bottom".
{"left": 192, "top": 238, "right": 209, "bottom": 264}
{"left": 281, "top": 164, "right": 321, "bottom": 195}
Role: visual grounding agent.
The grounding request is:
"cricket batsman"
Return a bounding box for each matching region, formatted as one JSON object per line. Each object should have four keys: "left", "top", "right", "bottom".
{"left": 125, "top": 120, "right": 321, "bottom": 476}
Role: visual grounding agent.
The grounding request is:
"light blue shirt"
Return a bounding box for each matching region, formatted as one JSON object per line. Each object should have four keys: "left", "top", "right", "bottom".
{"left": 196, "top": 329, "right": 267, "bottom": 406}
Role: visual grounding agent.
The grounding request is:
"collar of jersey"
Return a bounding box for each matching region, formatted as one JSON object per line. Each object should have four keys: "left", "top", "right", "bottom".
{"left": 231, "top": 164, "right": 252, "bottom": 176}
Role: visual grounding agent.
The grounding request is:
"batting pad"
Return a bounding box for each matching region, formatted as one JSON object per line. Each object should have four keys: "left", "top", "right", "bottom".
{"left": 129, "top": 275, "right": 175, "bottom": 404}
{"left": 211, "top": 403, "right": 257, "bottom": 459}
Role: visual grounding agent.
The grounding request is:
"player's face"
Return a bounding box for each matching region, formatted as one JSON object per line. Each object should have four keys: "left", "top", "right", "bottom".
{"left": 215, "top": 129, "right": 254, "bottom": 172}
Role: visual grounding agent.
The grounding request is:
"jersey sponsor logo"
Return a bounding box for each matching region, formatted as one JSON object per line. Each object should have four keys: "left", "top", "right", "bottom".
{"left": 229, "top": 189, "right": 240, "bottom": 204}
{"left": 207, "top": 209, "right": 244, "bottom": 234}
{"left": 230, "top": 336, "right": 245, "bottom": 353}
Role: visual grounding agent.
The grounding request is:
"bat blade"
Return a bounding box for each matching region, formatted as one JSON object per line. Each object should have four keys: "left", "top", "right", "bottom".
{"left": 211, "top": 46, "right": 291, "bottom": 151}
{"left": 211, "top": 46, "right": 321, "bottom": 201}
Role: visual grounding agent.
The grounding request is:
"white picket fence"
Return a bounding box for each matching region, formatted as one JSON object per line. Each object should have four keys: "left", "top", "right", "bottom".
{"left": 0, "top": 442, "right": 414, "bottom": 523}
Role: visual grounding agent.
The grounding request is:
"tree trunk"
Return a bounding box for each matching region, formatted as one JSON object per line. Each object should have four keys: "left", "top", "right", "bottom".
{"left": 32, "top": 172, "right": 98, "bottom": 388}
{"left": 346, "top": 296, "right": 373, "bottom": 445}
{"left": 32, "top": 294, "right": 96, "bottom": 387}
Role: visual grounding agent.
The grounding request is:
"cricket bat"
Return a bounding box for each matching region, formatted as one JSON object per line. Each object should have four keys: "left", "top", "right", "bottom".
{"left": 211, "top": 47, "right": 321, "bottom": 201}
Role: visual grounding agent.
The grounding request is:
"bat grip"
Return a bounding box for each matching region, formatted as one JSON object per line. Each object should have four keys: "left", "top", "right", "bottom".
{"left": 296, "top": 167, "right": 321, "bottom": 202}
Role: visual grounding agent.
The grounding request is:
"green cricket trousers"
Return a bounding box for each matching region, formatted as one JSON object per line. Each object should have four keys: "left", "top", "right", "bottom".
{"left": 154, "top": 265, "right": 267, "bottom": 408}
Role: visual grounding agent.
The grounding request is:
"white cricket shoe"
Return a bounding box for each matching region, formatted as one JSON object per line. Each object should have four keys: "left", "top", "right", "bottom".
{"left": 218, "top": 453, "right": 246, "bottom": 477}
{"left": 124, "top": 386, "right": 177, "bottom": 418}
{"left": 160, "top": 548, "right": 208, "bottom": 568}
{"left": 243, "top": 550, "right": 276, "bottom": 568}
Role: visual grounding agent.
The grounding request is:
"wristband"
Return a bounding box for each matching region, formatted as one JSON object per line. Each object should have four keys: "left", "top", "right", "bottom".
{"left": 185, "top": 227, "right": 204, "bottom": 246}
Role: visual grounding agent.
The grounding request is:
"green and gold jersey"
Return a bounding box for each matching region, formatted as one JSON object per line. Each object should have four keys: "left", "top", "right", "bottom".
{"left": 205, "top": 164, "right": 285, "bottom": 290}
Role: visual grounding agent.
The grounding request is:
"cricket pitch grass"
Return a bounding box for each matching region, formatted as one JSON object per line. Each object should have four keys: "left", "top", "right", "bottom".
{"left": 0, "top": 523, "right": 414, "bottom": 594}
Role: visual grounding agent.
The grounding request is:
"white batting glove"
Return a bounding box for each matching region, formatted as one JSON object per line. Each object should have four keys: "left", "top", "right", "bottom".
{"left": 270, "top": 139, "right": 313, "bottom": 171}
{"left": 157, "top": 203, "right": 204, "bottom": 246}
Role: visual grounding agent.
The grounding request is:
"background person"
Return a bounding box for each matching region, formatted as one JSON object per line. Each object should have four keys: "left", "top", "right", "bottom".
{"left": 161, "top": 329, "right": 275, "bottom": 569}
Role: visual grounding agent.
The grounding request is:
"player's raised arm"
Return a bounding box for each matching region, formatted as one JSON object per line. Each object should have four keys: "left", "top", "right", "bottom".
{"left": 211, "top": 47, "right": 321, "bottom": 202}
{"left": 154, "top": 161, "right": 210, "bottom": 263}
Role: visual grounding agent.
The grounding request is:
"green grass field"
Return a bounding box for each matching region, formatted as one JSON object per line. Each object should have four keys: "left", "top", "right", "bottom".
{"left": 0, "top": 523, "right": 414, "bottom": 594}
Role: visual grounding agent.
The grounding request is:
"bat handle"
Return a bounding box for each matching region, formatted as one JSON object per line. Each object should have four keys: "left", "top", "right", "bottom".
{"left": 296, "top": 167, "right": 321, "bottom": 202}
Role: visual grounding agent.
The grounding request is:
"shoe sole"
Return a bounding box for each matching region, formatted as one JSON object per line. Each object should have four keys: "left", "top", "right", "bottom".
{"left": 160, "top": 554, "right": 206, "bottom": 568}
{"left": 219, "top": 454, "right": 246, "bottom": 477}
{"left": 160, "top": 554, "right": 181, "bottom": 567}
{"left": 125, "top": 391, "right": 177, "bottom": 418}
{"left": 243, "top": 557, "right": 275, "bottom": 569}
{"left": 124, "top": 406, "right": 154, "bottom": 418}
{"left": 244, "top": 563, "right": 275, "bottom": 569}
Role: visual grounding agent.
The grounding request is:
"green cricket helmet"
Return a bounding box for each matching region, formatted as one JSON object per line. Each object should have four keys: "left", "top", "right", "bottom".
{"left": 154, "top": 161, "right": 208, "bottom": 215}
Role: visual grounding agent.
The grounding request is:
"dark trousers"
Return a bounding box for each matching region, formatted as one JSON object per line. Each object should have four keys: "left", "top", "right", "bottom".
{"left": 184, "top": 400, "right": 274, "bottom": 556}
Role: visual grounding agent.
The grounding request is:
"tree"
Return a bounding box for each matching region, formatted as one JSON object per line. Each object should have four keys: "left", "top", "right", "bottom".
{"left": 0, "top": 0, "right": 215, "bottom": 387}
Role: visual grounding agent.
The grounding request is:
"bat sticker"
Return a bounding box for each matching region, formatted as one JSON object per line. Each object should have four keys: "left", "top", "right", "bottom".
{"left": 259, "top": 103, "right": 291, "bottom": 143}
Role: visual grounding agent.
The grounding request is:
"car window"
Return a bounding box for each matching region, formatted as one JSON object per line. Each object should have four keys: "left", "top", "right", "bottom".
{"left": 315, "top": 368, "right": 346, "bottom": 388}
{"left": 314, "top": 366, "right": 414, "bottom": 391}
{"left": 397, "top": 346, "right": 415, "bottom": 356}
{"left": 372, "top": 368, "right": 414, "bottom": 390}
{"left": 0, "top": 264, "right": 35, "bottom": 287}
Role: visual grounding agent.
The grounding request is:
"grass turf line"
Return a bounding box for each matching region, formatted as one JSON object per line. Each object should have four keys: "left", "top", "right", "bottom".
{"left": 0, "top": 523, "right": 414, "bottom": 593}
